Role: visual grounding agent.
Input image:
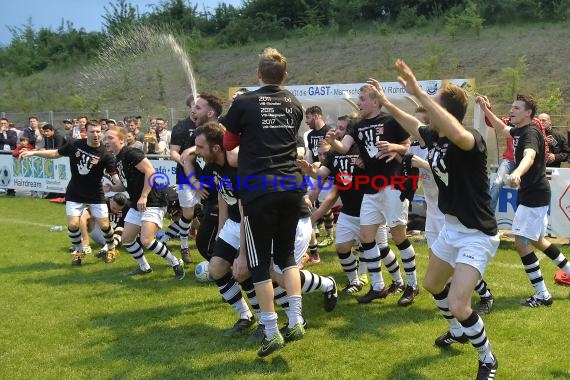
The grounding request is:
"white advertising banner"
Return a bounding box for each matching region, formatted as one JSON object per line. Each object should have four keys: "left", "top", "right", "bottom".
{"left": 0, "top": 154, "right": 178, "bottom": 193}
{"left": 0, "top": 153, "right": 71, "bottom": 193}
{"left": 229, "top": 79, "right": 476, "bottom": 101}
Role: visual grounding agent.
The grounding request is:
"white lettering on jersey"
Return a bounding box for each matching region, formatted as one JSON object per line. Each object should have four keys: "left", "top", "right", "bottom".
{"left": 363, "top": 129, "right": 379, "bottom": 158}
{"left": 429, "top": 145, "right": 449, "bottom": 187}
{"left": 213, "top": 171, "right": 237, "bottom": 206}
{"left": 75, "top": 149, "right": 100, "bottom": 175}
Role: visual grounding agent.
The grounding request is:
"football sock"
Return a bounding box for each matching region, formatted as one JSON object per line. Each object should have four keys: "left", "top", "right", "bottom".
{"left": 397, "top": 239, "right": 417, "bottom": 288}
{"left": 521, "top": 252, "right": 551, "bottom": 299}
{"left": 337, "top": 250, "right": 359, "bottom": 283}
{"left": 361, "top": 241, "right": 384, "bottom": 291}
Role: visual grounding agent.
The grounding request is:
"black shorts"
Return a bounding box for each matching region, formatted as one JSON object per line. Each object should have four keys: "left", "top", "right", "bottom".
{"left": 196, "top": 207, "right": 218, "bottom": 261}
{"left": 212, "top": 238, "right": 239, "bottom": 264}
{"left": 242, "top": 191, "right": 302, "bottom": 282}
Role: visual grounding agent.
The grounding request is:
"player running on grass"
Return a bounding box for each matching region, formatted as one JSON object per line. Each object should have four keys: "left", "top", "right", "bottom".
{"left": 369, "top": 60, "right": 499, "bottom": 379}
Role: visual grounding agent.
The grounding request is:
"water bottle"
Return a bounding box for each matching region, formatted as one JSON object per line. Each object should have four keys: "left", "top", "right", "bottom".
{"left": 49, "top": 226, "right": 64, "bottom": 232}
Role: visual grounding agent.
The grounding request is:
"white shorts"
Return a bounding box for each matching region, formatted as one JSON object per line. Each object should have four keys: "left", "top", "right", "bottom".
{"left": 124, "top": 207, "right": 166, "bottom": 229}
{"left": 219, "top": 219, "right": 240, "bottom": 250}
{"left": 360, "top": 189, "right": 408, "bottom": 227}
{"left": 511, "top": 204, "right": 548, "bottom": 241}
{"left": 425, "top": 230, "right": 441, "bottom": 249}
{"left": 431, "top": 215, "right": 499, "bottom": 276}
{"left": 273, "top": 217, "right": 312, "bottom": 274}
{"left": 336, "top": 212, "right": 360, "bottom": 245}
{"left": 89, "top": 225, "right": 106, "bottom": 246}
{"left": 66, "top": 201, "right": 108, "bottom": 219}
{"left": 178, "top": 184, "right": 200, "bottom": 208}
{"left": 425, "top": 202, "right": 444, "bottom": 248}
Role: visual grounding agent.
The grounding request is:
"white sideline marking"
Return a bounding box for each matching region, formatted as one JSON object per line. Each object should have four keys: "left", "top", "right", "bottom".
{"left": 0, "top": 217, "right": 53, "bottom": 228}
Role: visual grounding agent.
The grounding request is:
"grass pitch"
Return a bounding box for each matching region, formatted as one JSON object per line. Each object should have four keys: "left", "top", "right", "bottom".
{"left": 1, "top": 197, "right": 569, "bottom": 379}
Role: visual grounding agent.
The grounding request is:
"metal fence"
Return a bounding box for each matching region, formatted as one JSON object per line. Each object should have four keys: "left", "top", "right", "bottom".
{"left": 0, "top": 108, "right": 189, "bottom": 132}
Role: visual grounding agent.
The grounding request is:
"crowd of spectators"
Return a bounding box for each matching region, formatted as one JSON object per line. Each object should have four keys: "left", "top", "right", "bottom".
{"left": 0, "top": 114, "right": 171, "bottom": 197}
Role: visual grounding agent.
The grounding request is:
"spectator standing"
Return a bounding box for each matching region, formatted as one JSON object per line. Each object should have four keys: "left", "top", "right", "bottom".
{"left": 126, "top": 131, "right": 144, "bottom": 150}
{"left": 11, "top": 136, "right": 34, "bottom": 157}
{"left": 0, "top": 118, "right": 18, "bottom": 151}
{"left": 40, "top": 124, "right": 66, "bottom": 150}
{"left": 1, "top": 118, "right": 18, "bottom": 196}
{"left": 539, "top": 113, "right": 569, "bottom": 167}
{"left": 22, "top": 116, "right": 42, "bottom": 146}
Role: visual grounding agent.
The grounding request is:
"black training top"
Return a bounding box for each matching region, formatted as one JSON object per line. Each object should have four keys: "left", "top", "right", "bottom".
{"left": 107, "top": 197, "right": 130, "bottom": 228}
{"left": 419, "top": 126, "right": 497, "bottom": 236}
{"left": 224, "top": 85, "right": 304, "bottom": 205}
{"left": 322, "top": 144, "right": 364, "bottom": 217}
{"left": 348, "top": 114, "right": 409, "bottom": 194}
{"left": 170, "top": 116, "right": 197, "bottom": 183}
{"left": 194, "top": 155, "right": 219, "bottom": 209}
{"left": 210, "top": 152, "right": 241, "bottom": 223}
{"left": 299, "top": 194, "right": 311, "bottom": 219}
{"left": 510, "top": 124, "right": 550, "bottom": 207}
{"left": 58, "top": 140, "right": 116, "bottom": 204}
{"left": 307, "top": 124, "right": 333, "bottom": 163}
{"left": 115, "top": 146, "right": 166, "bottom": 208}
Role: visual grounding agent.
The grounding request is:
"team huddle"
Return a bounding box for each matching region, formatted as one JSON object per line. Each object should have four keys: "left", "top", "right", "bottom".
{"left": 19, "top": 48, "right": 570, "bottom": 379}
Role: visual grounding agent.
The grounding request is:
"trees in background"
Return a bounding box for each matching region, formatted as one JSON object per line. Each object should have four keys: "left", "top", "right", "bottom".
{"left": 0, "top": 20, "right": 103, "bottom": 77}
{"left": 0, "top": 0, "right": 568, "bottom": 77}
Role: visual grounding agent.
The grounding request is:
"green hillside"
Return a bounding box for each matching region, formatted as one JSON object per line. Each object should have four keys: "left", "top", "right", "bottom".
{"left": 1, "top": 22, "right": 569, "bottom": 127}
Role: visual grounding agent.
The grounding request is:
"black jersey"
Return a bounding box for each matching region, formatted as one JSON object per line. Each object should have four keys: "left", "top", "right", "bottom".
{"left": 107, "top": 197, "right": 130, "bottom": 228}
{"left": 510, "top": 124, "right": 550, "bottom": 207}
{"left": 307, "top": 124, "right": 333, "bottom": 162}
{"left": 322, "top": 144, "right": 364, "bottom": 217}
{"left": 58, "top": 140, "right": 116, "bottom": 204}
{"left": 419, "top": 126, "right": 497, "bottom": 236}
{"left": 224, "top": 85, "right": 304, "bottom": 205}
{"left": 194, "top": 155, "right": 219, "bottom": 209}
{"left": 210, "top": 153, "right": 240, "bottom": 223}
{"left": 348, "top": 114, "right": 409, "bottom": 194}
{"left": 170, "top": 117, "right": 197, "bottom": 183}
{"left": 115, "top": 146, "right": 166, "bottom": 209}
{"left": 299, "top": 194, "right": 311, "bottom": 219}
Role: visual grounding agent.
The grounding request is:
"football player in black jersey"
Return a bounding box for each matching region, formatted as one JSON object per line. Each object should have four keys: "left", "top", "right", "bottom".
{"left": 304, "top": 106, "right": 336, "bottom": 258}
{"left": 479, "top": 94, "right": 570, "bottom": 307}
{"left": 371, "top": 60, "right": 499, "bottom": 379}
{"left": 20, "top": 122, "right": 120, "bottom": 266}
{"left": 104, "top": 126, "right": 185, "bottom": 280}
{"left": 194, "top": 121, "right": 259, "bottom": 337}
{"left": 80, "top": 192, "right": 130, "bottom": 263}
{"left": 326, "top": 84, "right": 419, "bottom": 307}
{"left": 165, "top": 95, "right": 199, "bottom": 264}
{"left": 223, "top": 47, "right": 305, "bottom": 357}
{"left": 300, "top": 117, "right": 405, "bottom": 296}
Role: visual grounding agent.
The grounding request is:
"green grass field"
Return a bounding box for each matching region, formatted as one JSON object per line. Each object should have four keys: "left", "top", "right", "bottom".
{"left": 1, "top": 197, "right": 569, "bottom": 379}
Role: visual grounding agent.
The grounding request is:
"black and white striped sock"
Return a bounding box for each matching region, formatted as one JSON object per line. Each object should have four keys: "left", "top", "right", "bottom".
{"left": 300, "top": 270, "right": 333, "bottom": 293}
{"left": 123, "top": 239, "right": 150, "bottom": 270}
{"left": 215, "top": 273, "right": 252, "bottom": 320}
{"left": 337, "top": 250, "right": 359, "bottom": 283}
{"left": 460, "top": 311, "right": 495, "bottom": 364}
{"left": 521, "top": 252, "right": 550, "bottom": 299}
{"left": 68, "top": 227, "right": 82, "bottom": 251}
{"left": 361, "top": 241, "right": 384, "bottom": 291}
{"left": 144, "top": 239, "right": 179, "bottom": 266}
{"left": 397, "top": 239, "right": 417, "bottom": 288}
{"left": 543, "top": 244, "right": 570, "bottom": 274}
